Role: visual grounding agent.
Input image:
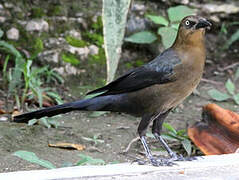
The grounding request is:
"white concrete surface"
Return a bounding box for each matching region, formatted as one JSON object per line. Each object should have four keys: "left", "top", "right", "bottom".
{"left": 1, "top": 153, "right": 239, "bottom": 180}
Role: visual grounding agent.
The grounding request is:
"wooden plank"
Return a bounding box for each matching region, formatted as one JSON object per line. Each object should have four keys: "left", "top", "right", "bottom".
{"left": 1, "top": 153, "right": 239, "bottom": 180}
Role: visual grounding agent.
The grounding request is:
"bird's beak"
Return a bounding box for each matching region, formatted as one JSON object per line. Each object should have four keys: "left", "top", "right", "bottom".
{"left": 195, "top": 19, "right": 212, "bottom": 30}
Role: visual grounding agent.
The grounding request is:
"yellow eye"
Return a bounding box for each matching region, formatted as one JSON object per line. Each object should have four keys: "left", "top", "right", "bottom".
{"left": 185, "top": 20, "right": 190, "bottom": 26}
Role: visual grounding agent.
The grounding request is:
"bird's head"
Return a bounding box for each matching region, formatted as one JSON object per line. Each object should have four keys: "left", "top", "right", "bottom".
{"left": 173, "top": 15, "right": 212, "bottom": 47}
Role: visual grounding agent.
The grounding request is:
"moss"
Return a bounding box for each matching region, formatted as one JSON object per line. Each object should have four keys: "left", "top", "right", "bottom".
{"left": 65, "top": 36, "right": 88, "bottom": 47}
{"left": 91, "top": 16, "right": 103, "bottom": 31}
{"left": 32, "top": 37, "right": 44, "bottom": 56}
{"left": 30, "top": 7, "right": 46, "bottom": 18}
{"left": 47, "top": 5, "right": 65, "bottom": 16}
{"left": 61, "top": 52, "right": 80, "bottom": 66}
{"left": 88, "top": 48, "right": 106, "bottom": 65}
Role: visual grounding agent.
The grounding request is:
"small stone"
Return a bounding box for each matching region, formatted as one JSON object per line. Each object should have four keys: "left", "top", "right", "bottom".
{"left": 66, "top": 45, "right": 89, "bottom": 59}
{"left": 65, "top": 64, "right": 78, "bottom": 75}
{"left": 4, "top": 2, "right": 14, "bottom": 8}
{"left": 204, "top": 4, "right": 239, "bottom": 14}
{"left": 0, "top": 16, "right": 6, "bottom": 23}
{"left": 38, "top": 50, "right": 60, "bottom": 63}
{"left": 26, "top": 19, "right": 49, "bottom": 32}
{"left": 0, "top": 116, "right": 7, "bottom": 121}
{"left": 88, "top": 45, "right": 99, "bottom": 55}
{"left": 67, "top": 29, "right": 81, "bottom": 39}
{"left": 131, "top": 4, "right": 146, "bottom": 11}
{"left": 6, "top": 27, "right": 19, "bottom": 40}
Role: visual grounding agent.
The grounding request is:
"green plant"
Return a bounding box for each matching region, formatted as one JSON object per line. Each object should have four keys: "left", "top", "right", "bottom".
{"left": 82, "top": 134, "right": 104, "bottom": 145}
{"left": 146, "top": 122, "right": 193, "bottom": 156}
{"left": 208, "top": 70, "right": 239, "bottom": 105}
{"left": 76, "top": 154, "right": 105, "bottom": 165}
{"left": 219, "top": 22, "right": 239, "bottom": 49}
{"left": 28, "top": 116, "right": 60, "bottom": 128}
{"left": 13, "top": 150, "right": 56, "bottom": 169}
{"left": 65, "top": 35, "right": 87, "bottom": 47}
{"left": 103, "top": 0, "right": 131, "bottom": 83}
{"left": 0, "top": 28, "right": 63, "bottom": 112}
{"left": 61, "top": 52, "right": 80, "bottom": 65}
{"left": 125, "top": 5, "right": 195, "bottom": 48}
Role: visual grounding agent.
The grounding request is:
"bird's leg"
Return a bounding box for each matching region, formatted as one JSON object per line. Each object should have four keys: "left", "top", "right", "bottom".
{"left": 137, "top": 114, "right": 171, "bottom": 166}
{"left": 152, "top": 110, "right": 190, "bottom": 162}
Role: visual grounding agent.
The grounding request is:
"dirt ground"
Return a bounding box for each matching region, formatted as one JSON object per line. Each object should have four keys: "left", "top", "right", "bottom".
{"left": 0, "top": 64, "right": 239, "bottom": 173}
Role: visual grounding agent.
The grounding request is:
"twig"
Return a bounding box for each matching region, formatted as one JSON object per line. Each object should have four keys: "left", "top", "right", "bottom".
{"left": 218, "top": 62, "right": 239, "bottom": 72}
{"left": 123, "top": 136, "right": 140, "bottom": 153}
{"left": 201, "top": 78, "right": 223, "bottom": 85}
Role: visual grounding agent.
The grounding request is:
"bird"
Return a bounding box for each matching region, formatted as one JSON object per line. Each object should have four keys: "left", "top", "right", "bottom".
{"left": 13, "top": 15, "right": 212, "bottom": 166}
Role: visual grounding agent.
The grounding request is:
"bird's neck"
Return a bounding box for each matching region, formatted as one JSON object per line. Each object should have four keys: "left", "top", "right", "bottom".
{"left": 172, "top": 30, "right": 205, "bottom": 51}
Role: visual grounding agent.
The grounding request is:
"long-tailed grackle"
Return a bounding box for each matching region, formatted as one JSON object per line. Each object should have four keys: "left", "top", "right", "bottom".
{"left": 14, "top": 16, "right": 211, "bottom": 166}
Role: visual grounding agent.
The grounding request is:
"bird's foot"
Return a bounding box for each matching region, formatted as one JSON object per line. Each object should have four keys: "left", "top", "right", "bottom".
{"left": 169, "top": 152, "right": 198, "bottom": 161}
{"left": 136, "top": 156, "right": 176, "bottom": 166}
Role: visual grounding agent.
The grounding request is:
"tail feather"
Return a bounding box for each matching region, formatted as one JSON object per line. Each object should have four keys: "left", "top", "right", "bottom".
{"left": 13, "top": 95, "right": 117, "bottom": 123}
{"left": 13, "top": 99, "right": 90, "bottom": 123}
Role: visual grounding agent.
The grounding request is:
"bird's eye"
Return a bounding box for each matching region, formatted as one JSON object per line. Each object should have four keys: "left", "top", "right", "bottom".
{"left": 185, "top": 20, "right": 190, "bottom": 26}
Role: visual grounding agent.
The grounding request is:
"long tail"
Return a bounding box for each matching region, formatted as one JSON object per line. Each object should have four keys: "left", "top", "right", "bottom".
{"left": 13, "top": 96, "right": 114, "bottom": 123}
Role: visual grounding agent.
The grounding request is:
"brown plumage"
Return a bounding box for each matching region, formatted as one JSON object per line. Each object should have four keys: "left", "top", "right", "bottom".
{"left": 14, "top": 15, "right": 211, "bottom": 166}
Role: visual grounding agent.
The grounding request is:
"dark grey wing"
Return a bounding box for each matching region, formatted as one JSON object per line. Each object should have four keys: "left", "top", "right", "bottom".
{"left": 87, "top": 48, "right": 181, "bottom": 96}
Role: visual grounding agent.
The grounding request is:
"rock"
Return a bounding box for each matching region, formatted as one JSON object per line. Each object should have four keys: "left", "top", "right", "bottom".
{"left": 26, "top": 19, "right": 49, "bottom": 32}
{"left": 4, "top": 2, "right": 14, "bottom": 8}
{"left": 67, "top": 29, "right": 81, "bottom": 39}
{"left": 88, "top": 45, "right": 99, "bottom": 55}
{"left": 66, "top": 45, "right": 89, "bottom": 60}
{"left": 65, "top": 64, "right": 78, "bottom": 75}
{"left": 6, "top": 27, "right": 19, "bottom": 40}
{"left": 203, "top": 4, "right": 239, "bottom": 14}
{"left": 54, "top": 64, "right": 79, "bottom": 76}
{"left": 38, "top": 50, "right": 60, "bottom": 63}
{"left": 131, "top": 3, "right": 146, "bottom": 12}
{"left": 126, "top": 15, "right": 150, "bottom": 34}
{"left": 0, "top": 16, "right": 6, "bottom": 23}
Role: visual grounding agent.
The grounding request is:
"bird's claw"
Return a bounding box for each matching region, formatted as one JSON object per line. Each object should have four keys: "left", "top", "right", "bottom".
{"left": 170, "top": 152, "right": 198, "bottom": 161}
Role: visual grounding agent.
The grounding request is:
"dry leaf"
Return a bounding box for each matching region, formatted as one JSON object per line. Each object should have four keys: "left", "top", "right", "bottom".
{"left": 188, "top": 103, "right": 239, "bottom": 155}
{"left": 48, "top": 142, "right": 85, "bottom": 151}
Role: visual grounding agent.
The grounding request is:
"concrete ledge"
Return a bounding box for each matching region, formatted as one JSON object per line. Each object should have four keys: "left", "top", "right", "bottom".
{"left": 1, "top": 153, "right": 239, "bottom": 180}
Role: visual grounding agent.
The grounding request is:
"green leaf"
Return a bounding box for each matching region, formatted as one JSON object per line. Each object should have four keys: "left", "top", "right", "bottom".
{"left": 167, "top": 5, "right": 195, "bottom": 23}
{"left": 181, "top": 139, "right": 192, "bottom": 156}
{"left": 76, "top": 154, "right": 105, "bottom": 165}
{"left": 233, "top": 93, "right": 239, "bottom": 105}
{"left": 161, "top": 134, "right": 177, "bottom": 141}
{"left": 13, "top": 151, "right": 56, "bottom": 169}
{"left": 65, "top": 36, "right": 87, "bottom": 47}
{"left": 234, "top": 67, "right": 239, "bottom": 81}
{"left": 224, "top": 29, "right": 239, "bottom": 49}
{"left": 28, "top": 119, "right": 38, "bottom": 126}
{"left": 158, "top": 27, "right": 177, "bottom": 48}
{"left": 225, "top": 79, "right": 235, "bottom": 95}
{"left": 89, "top": 111, "right": 107, "bottom": 118}
{"left": 40, "top": 118, "right": 51, "bottom": 128}
{"left": 208, "top": 89, "right": 230, "bottom": 101}
{"left": 146, "top": 15, "right": 169, "bottom": 26}
{"left": 146, "top": 132, "right": 154, "bottom": 138}
{"left": 163, "top": 123, "right": 177, "bottom": 135}
{"left": 103, "top": 0, "right": 131, "bottom": 83}
{"left": 125, "top": 31, "right": 157, "bottom": 44}
{"left": 62, "top": 52, "right": 80, "bottom": 65}
{"left": 171, "top": 23, "right": 180, "bottom": 30}
{"left": 47, "top": 91, "right": 63, "bottom": 105}
{"left": 0, "top": 29, "right": 3, "bottom": 38}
